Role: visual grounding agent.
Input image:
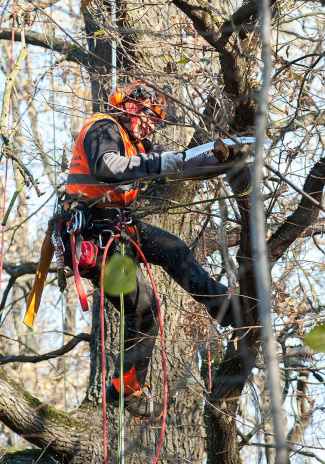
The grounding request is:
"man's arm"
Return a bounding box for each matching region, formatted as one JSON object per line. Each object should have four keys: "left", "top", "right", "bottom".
{"left": 84, "top": 119, "right": 162, "bottom": 184}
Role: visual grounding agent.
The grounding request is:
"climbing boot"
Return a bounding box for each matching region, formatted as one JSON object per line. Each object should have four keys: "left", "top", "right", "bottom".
{"left": 106, "top": 384, "right": 163, "bottom": 422}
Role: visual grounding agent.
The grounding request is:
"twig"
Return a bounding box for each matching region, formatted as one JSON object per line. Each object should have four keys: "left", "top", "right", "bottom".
{"left": 245, "top": 443, "right": 325, "bottom": 463}
{"left": 264, "top": 162, "right": 325, "bottom": 213}
{"left": 189, "top": 213, "right": 211, "bottom": 250}
{"left": 1, "top": 181, "right": 24, "bottom": 226}
{"left": 273, "top": 52, "right": 325, "bottom": 79}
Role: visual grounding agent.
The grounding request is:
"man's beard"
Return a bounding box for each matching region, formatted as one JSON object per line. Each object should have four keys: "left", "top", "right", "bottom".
{"left": 115, "top": 113, "right": 139, "bottom": 142}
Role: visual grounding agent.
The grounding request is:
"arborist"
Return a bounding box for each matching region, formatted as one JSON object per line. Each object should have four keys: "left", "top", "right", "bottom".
{"left": 60, "top": 80, "right": 235, "bottom": 421}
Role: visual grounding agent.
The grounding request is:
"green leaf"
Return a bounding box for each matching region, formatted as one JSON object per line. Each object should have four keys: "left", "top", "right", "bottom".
{"left": 200, "top": 58, "right": 210, "bottom": 65}
{"left": 103, "top": 254, "right": 137, "bottom": 296}
{"left": 304, "top": 325, "right": 325, "bottom": 353}
{"left": 176, "top": 58, "right": 190, "bottom": 64}
{"left": 165, "top": 55, "right": 170, "bottom": 62}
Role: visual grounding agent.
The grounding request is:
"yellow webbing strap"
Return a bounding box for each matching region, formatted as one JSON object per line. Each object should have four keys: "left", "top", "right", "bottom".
{"left": 23, "top": 220, "right": 55, "bottom": 328}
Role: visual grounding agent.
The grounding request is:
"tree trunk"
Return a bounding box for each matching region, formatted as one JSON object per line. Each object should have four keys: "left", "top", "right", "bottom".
{"left": 80, "top": 1, "right": 207, "bottom": 460}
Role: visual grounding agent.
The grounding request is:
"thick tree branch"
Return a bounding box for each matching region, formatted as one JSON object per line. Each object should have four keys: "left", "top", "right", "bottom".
{"left": 0, "top": 262, "right": 66, "bottom": 312}
{"left": 0, "top": 368, "right": 107, "bottom": 461}
{"left": 2, "top": 261, "right": 57, "bottom": 278}
{"left": 268, "top": 158, "right": 325, "bottom": 263}
{"left": 172, "top": 0, "right": 275, "bottom": 129}
{"left": 0, "top": 449, "right": 55, "bottom": 464}
{"left": 0, "top": 333, "right": 90, "bottom": 365}
{"left": 204, "top": 219, "right": 325, "bottom": 254}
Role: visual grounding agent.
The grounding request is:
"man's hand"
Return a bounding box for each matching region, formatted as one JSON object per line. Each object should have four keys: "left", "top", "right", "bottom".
{"left": 160, "top": 151, "right": 184, "bottom": 174}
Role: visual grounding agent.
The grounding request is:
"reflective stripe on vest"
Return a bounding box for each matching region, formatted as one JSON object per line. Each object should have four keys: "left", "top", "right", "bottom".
{"left": 66, "top": 113, "right": 145, "bottom": 207}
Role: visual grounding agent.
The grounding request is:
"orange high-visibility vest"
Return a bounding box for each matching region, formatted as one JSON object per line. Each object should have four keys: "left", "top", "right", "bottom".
{"left": 66, "top": 113, "right": 145, "bottom": 207}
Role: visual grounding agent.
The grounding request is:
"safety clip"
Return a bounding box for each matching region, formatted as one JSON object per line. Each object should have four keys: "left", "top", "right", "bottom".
{"left": 98, "top": 230, "right": 114, "bottom": 249}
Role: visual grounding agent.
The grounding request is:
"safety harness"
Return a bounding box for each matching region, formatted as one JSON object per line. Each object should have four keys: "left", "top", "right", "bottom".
{"left": 23, "top": 196, "right": 139, "bottom": 327}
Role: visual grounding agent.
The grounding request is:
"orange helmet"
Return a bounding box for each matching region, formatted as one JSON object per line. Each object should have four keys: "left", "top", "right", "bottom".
{"left": 108, "top": 80, "right": 167, "bottom": 121}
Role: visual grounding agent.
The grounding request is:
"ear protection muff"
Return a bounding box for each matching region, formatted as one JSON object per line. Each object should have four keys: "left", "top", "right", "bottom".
{"left": 108, "top": 80, "right": 167, "bottom": 122}
{"left": 108, "top": 87, "right": 125, "bottom": 107}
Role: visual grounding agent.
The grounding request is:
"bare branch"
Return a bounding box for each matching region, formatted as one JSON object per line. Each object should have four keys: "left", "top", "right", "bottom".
{"left": 0, "top": 0, "right": 61, "bottom": 24}
{"left": 0, "top": 28, "right": 89, "bottom": 65}
{"left": 273, "top": 52, "right": 325, "bottom": 80}
{"left": 268, "top": 158, "right": 325, "bottom": 263}
{"left": 265, "top": 161, "right": 325, "bottom": 213}
{"left": 0, "top": 262, "right": 60, "bottom": 312}
{"left": 0, "top": 333, "right": 90, "bottom": 365}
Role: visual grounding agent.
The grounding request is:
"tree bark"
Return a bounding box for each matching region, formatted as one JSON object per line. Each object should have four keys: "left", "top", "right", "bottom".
{"left": 0, "top": 368, "right": 111, "bottom": 463}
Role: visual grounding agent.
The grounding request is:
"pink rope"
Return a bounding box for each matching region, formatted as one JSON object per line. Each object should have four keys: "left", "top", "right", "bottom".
{"left": 99, "top": 231, "right": 168, "bottom": 463}
{"left": 129, "top": 237, "right": 168, "bottom": 464}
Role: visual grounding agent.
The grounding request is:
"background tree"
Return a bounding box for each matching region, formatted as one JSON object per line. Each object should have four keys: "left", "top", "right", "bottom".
{"left": 0, "top": 0, "right": 325, "bottom": 463}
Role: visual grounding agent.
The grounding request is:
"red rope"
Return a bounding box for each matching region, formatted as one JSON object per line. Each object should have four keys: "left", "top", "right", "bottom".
{"left": 99, "top": 232, "right": 168, "bottom": 464}
{"left": 0, "top": 1, "right": 15, "bottom": 299}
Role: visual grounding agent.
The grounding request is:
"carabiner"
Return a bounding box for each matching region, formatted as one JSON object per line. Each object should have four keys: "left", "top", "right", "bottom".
{"left": 98, "top": 230, "right": 114, "bottom": 249}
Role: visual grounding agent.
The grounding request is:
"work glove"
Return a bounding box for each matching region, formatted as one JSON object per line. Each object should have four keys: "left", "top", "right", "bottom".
{"left": 179, "top": 153, "right": 229, "bottom": 180}
{"left": 182, "top": 153, "right": 221, "bottom": 171}
{"left": 160, "top": 151, "right": 184, "bottom": 174}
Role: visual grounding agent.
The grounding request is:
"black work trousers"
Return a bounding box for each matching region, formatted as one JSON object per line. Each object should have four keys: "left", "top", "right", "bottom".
{"left": 64, "top": 219, "right": 232, "bottom": 387}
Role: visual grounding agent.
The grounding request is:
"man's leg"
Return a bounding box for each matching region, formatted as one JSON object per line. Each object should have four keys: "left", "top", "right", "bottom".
{"left": 103, "top": 257, "right": 163, "bottom": 420}
{"left": 134, "top": 220, "right": 234, "bottom": 326}
{"left": 106, "top": 262, "right": 158, "bottom": 387}
{"left": 62, "top": 219, "right": 163, "bottom": 420}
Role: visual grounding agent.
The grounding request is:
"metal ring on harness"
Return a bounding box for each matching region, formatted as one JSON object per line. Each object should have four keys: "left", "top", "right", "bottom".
{"left": 98, "top": 230, "right": 114, "bottom": 249}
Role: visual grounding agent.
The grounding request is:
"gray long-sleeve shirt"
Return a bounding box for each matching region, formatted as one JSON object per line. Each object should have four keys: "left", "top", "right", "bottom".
{"left": 83, "top": 117, "right": 166, "bottom": 184}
